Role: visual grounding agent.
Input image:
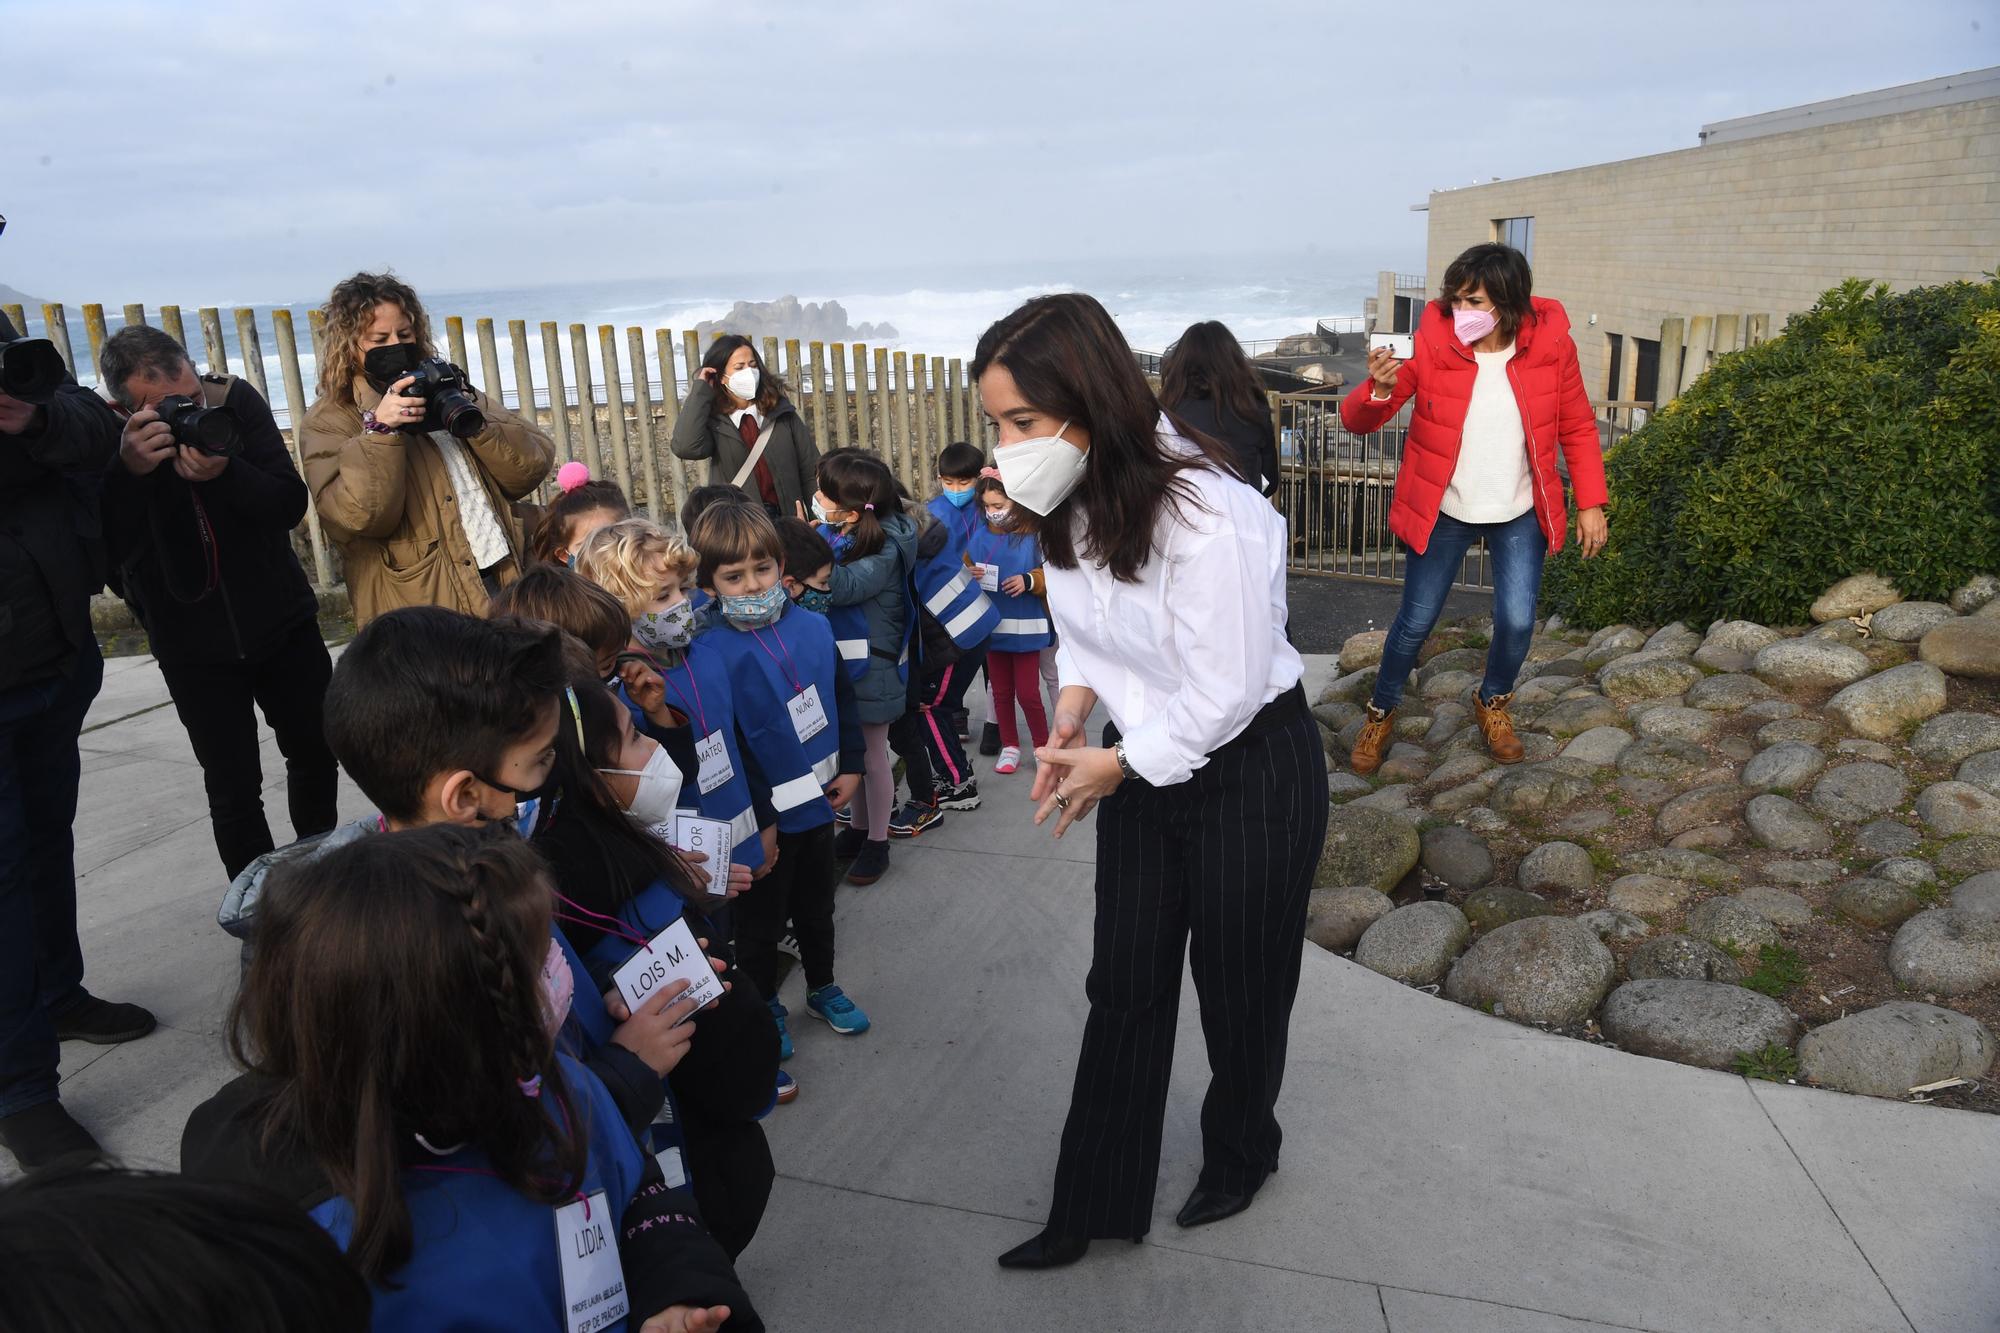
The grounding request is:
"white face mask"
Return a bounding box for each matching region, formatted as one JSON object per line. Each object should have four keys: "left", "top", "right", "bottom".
{"left": 599, "top": 742, "right": 683, "bottom": 828}
{"left": 725, "top": 367, "right": 761, "bottom": 402}
{"left": 993, "top": 421, "right": 1085, "bottom": 516}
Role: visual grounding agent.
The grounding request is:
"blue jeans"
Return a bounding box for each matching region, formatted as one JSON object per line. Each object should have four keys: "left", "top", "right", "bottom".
{"left": 1371, "top": 509, "right": 1547, "bottom": 713}
{"left": 0, "top": 644, "right": 102, "bottom": 1117}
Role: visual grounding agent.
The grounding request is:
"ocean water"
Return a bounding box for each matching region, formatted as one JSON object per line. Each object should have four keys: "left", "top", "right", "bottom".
{"left": 20, "top": 251, "right": 1390, "bottom": 419}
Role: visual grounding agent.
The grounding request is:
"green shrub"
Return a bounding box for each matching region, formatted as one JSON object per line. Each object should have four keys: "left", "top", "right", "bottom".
{"left": 1544, "top": 276, "right": 2000, "bottom": 628}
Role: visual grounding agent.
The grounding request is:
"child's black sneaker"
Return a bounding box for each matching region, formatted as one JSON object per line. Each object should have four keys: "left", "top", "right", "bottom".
{"left": 887, "top": 800, "right": 944, "bottom": 839}
{"left": 978, "top": 721, "right": 1002, "bottom": 757}
{"left": 938, "top": 778, "right": 982, "bottom": 811}
{"left": 834, "top": 826, "right": 868, "bottom": 861}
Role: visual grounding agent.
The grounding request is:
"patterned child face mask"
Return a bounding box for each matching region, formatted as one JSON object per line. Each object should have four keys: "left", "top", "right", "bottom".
{"left": 719, "top": 582, "right": 789, "bottom": 629}
{"left": 791, "top": 581, "right": 833, "bottom": 614}
{"left": 634, "top": 600, "right": 696, "bottom": 651}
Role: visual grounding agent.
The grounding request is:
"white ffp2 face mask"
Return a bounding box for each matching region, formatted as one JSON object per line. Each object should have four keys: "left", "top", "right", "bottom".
{"left": 725, "top": 367, "right": 761, "bottom": 401}
{"left": 599, "top": 742, "right": 683, "bottom": 829}
{"left": 993, "top": 421, "right": 1085, "bottom": 516}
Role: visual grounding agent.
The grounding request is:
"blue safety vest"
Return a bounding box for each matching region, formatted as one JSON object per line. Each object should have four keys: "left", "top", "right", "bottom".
{"left": 652, "top": 643, "right": 764, "bottom": 869}
{"left": 310, "top": 1053, "right": 650, "bottom": 1333}
{"left": 927, "top": 491, "right": 982, "bottom": 549}
{"left": 914, "top": 529, "right": 998, "bottom": 651}
{"left": 965, "top": 525, "right": 1053, "bottom": 653}
{"left": 698, "top": 605, "right": 844, "bottom": 833}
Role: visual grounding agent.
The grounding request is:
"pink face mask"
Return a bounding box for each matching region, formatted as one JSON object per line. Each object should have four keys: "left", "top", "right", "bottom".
{"left": 1453, "top": 307, "right": 1499, "bottom": 344}
{"left": 538, "top": 937, "right": 574, "bottom": 1040}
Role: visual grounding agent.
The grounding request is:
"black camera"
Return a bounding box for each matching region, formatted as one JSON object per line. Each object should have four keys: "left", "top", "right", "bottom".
{"left": 0, "top": 337, "right": 67, "bottom": 405}
{"left": 393, "top": 358, "right": 485, "bottom": 440}
{"left": 155, "top": 394, "right": 241, "bottom": 456}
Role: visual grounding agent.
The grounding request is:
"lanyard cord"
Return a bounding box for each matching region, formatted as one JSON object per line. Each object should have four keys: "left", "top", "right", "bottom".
{"left": 747, "top": 624, "right": 805, "bottom": 694}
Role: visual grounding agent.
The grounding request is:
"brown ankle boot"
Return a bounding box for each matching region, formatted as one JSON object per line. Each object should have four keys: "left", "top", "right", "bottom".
{"left": 1475, "top": 692, "right": 1525, "bottom": 764}
{"left": 1349, "top": 706, "right": 1396, "bottom": 776}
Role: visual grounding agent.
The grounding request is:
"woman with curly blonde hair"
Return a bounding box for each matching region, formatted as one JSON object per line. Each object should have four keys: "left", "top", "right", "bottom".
{"left": 300, "top": 272, "right": 553, "bottom": 624}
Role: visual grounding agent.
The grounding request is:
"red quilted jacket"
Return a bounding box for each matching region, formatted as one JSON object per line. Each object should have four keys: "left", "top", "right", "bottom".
{"left": 1339, "top": 296, "right": 1609, "bottom": 556}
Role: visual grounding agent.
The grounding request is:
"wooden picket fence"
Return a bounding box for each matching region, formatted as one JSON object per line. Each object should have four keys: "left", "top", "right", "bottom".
{"left": 3, "top": 299, "right": 995, "bottom": 592}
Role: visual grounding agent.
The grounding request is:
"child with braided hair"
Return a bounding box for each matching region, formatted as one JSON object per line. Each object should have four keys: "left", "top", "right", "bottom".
{"left": 181, "top": 823, "right": 762, "bottom": 1332}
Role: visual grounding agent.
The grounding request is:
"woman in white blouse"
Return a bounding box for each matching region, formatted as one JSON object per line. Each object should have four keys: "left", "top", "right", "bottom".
{"left": 974, "top": 294, "right": 1329, "bottom": 1270}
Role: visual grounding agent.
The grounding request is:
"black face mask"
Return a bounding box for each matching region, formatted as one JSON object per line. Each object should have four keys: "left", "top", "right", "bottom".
{"left": 363, "top": 342, "right": 424, "bottom": 390}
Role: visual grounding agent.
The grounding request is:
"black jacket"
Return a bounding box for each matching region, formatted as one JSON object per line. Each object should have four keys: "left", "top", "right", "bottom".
{"left": 1169, "top": 392, "right": 1278, "bottom": 496}
{"left": 100, "top": 375, "right": 319, "bottom": 664}
{"left": 0, "top": 313, "right": 121, "bottom": 690}
{"left": 667, "top": 382, "right": 819, "bottom": 515}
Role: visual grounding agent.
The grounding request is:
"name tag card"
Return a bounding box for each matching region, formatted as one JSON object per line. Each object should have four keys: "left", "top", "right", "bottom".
{"left": 672, "top": 813, "right": 733, "bottom": 897}
{"left": 555, "top": 1190, "right": 627, "bottom": 1333}
{"left": 788, "top": 684, "right": 828, "bottom": 743}
{"left": 976, "top": 562, "right": 1000, "bottom": 593}
{"left": 694, "top": 729, "right": 733, "bottom": 795}
{"left": 611, "top": 916, "right": 725, "bottom": 1020}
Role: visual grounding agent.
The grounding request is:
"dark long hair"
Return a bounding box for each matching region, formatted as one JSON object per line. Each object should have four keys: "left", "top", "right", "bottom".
{"left": 816, "top": 450, "right": 904, "bottom": 562}
{"left": 228, "top": 825, "right": 585, "bottom": 1286}
{"left": 1435, "top": 243, "right": 1535, "bottom": 344}
{"left": 536, "top": 673, "right": 703, "bottom": 916}
{"left": 970, "top": 293, "right": 1244, "bottom": 582}
{"left": 1159, "top": 321, "right": 1268, "bottom": 426}
{"left": 700, "top": 335, "right": 790, "bottom": 416}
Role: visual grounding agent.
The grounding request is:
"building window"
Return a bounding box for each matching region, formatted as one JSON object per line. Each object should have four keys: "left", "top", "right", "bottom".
{"left": 1633, "top": 337, "right": 1662, "bottom": 405}
{"left": 1495, "top": 216, "right": 1534, "bottom": 261}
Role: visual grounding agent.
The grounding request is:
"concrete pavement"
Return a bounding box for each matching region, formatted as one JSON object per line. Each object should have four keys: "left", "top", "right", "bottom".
{"left": 20, "top": 651, "right": 2000, "bottom": 1332}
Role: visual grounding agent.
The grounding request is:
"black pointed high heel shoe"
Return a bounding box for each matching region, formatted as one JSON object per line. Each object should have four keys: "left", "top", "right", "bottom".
{"left": 1175, "top": 1182, "right": 1262, "bottom": 1229}
{"left": 996, "top": 1230, "right": 1091, "bottom": 1269}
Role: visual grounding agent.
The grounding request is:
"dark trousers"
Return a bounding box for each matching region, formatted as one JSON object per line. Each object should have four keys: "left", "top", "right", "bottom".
{"left": 734, "top": 821, "right": 837, "bottom": 997}
{"left": 0, "top": 645, "right": 103, "bottom": 1117}
{"left": 1046, "top": 690, "right": 1327, "bottom": 1239}
{"left": 916, "top": 657, "right": 976, "bottom": 789}
{"left": 938, "top": 642, "right": 986, "bottom": 733}
{"left": 887, "top": 668, "right": 938, "bottom": 805}
{"left": 157, "top": 619, "right": 339, "bottom": 880}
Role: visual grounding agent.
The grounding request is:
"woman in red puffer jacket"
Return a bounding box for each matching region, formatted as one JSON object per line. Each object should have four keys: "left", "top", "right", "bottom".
{"left": 1338, "top": 243, "right": 1609, "bottom": 775}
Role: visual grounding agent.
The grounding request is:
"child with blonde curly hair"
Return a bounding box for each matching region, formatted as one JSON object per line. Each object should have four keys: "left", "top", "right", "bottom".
{"left": 575, "top": 519, "right": 773, "bottom": 911}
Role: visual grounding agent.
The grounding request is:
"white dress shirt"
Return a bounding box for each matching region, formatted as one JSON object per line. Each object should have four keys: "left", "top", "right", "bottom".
{"left": 1045, "top": 420, "right": 1302, "bottom": 787}
{"left": 1439, "top": 345, "right": 1533, "bottom": 524}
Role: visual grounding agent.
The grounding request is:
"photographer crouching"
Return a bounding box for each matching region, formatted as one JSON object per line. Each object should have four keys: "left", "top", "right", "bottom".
{"left": 98, "top": 325, "right": 338, "bottom": 881}
{"left": 0, "top": 308, "right": 159, "bottom": 1171}
{"left": 300, "top": 272, "right": 554, "bottom": 623}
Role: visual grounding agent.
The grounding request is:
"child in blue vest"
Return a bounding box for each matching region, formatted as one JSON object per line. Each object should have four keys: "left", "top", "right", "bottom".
{"left": 688, "top": 503, "right": 872, "bottom": 1059}
{"left": 810, "top": 451, "right": 916, "bottom": 884}
{"left": 575, "top": 520, "right": 770, "bottom": 878}
{"left": 184, "top": 823, "right": 761, "bottom": 1331}
{"left": 214, "top": 607, "right": 710, "bottom": 1145}
{"left": 919, "top": 441, "right": 994, "bottom": 805}
{"left": 965, "top": 474, "right": 1054, "bottom": 775}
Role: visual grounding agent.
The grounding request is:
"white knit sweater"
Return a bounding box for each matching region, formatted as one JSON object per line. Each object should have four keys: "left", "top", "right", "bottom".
{"left": 1440, "top": 345, "right": 1534, "bottom": 524}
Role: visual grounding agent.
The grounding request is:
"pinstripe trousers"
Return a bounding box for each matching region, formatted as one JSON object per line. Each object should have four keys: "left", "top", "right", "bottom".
{"left": 1045, "top": 691, "right": 1329, "bottom": 1239}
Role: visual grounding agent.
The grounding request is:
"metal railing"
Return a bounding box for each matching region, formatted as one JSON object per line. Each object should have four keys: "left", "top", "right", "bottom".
{"left": 1269, "top": 389, "right": 1494, "bottom": 592}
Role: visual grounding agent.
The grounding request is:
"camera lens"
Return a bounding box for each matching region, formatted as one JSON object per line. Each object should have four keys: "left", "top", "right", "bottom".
{"left": 186, "top": 409, "right": 241, "bottom": 456}
{"left": 435, "top": 388, "right": 485, "bottom": 440}
{"left": 0, "top": 338, "right": 66, "bottom": 403}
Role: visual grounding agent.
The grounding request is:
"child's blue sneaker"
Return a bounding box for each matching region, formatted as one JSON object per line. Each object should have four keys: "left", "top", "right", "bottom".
{"left": 769, "top": 998, "right": 794, "bottom": 1060}
{"left": 806, "top": 985, "right": 870, "bottom": 1035}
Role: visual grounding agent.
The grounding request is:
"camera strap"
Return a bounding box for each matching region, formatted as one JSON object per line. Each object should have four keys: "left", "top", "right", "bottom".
{"left": 199, "top": 374, "right": 237, "bottom": 411}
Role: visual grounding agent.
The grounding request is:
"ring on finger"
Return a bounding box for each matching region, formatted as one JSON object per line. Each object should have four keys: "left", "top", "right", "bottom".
{"left": 1054, "top": 792, "right": 1071, "bottom": 811}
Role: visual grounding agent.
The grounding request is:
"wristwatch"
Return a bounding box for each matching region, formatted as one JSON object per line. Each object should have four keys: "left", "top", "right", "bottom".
{"left": 1112, "top": 741, "right": 1138, "bottom": 782}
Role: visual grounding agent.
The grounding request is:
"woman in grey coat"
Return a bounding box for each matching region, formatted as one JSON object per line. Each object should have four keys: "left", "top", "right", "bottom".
{"left": 815, "top": 451, "right": 916, "bottom": 886}
{"left": 669, "top": 335, "right": 819, "bottom": 516}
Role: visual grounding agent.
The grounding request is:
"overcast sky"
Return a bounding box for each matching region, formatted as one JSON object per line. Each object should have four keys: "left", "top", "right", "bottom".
{"left": 4, "top": 0, "right": 1994, "bottom": 306}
